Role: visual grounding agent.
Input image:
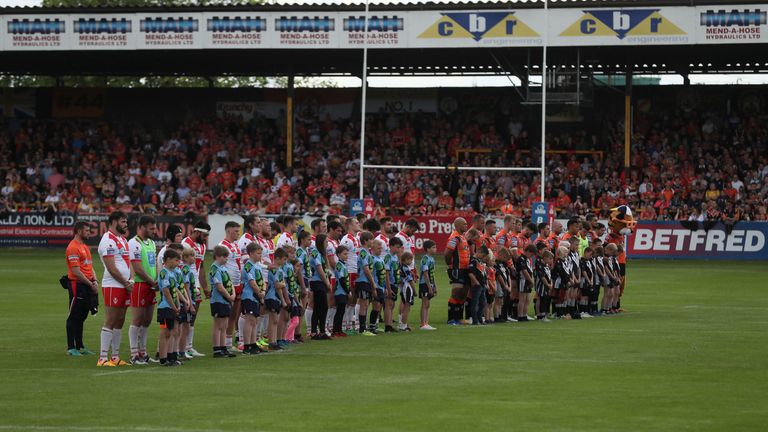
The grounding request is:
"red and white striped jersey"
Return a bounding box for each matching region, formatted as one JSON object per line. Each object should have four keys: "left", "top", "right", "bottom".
{"left": 98, "top": 231, "right": 130, "bottom": 288}
{"left": 339, "top": 233, "right": 360, "bottom": 274}
{"left": 219, "top": 239, "right": 242, "bottom": 286}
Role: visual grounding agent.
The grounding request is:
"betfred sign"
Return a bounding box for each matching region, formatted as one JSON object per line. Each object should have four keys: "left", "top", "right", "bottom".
{"left": 628, "top": 221, "right": 768, "bottom": 260}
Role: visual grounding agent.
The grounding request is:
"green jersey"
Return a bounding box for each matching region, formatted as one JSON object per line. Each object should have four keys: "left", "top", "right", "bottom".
{"left": 129, "top": 236, "right": 157, "bottom": 283}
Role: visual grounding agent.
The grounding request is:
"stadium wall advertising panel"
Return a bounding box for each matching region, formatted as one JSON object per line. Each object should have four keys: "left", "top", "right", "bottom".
{"left": 627, "top": 221, "right": 768, "bottom": 260}
{"left": 3, "top": 213, "right": 767, "bottom": 260}
{"left": 1, "top": 5, "right": 765, "bottom": 51}
{"left": 0, "top": 212, "right": 204, "bottom": 247}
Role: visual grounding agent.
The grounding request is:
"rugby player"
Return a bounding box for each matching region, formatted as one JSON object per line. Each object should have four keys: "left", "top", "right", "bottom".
{"left": 181, "top": 221, "right": 210, "bottom": 357}
{"left": 128, "top": 215, "right": 158, "bottom": 365}
{"left": 445, "top": 217, "right": 470, "bottom": 325}
{"left": 97, "top": 211, "right": 133, "bottom": 367}
{"left": 219, "top": 221, "right": 243, "bottom": 351}
{"left": 339, "top": 217, "right": 361, "bottom": 333}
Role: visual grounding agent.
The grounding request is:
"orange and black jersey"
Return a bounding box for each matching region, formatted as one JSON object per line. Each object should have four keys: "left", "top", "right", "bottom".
{"left": 446, "top": 231, "right": 470, "bottom": 270}
{"left": 480, "top": 234, "right": 496, "bottom": 252}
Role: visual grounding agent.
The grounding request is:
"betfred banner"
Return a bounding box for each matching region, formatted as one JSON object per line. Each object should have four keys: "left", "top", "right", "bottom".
{"left": 628, "top": 221, "right": 768, "bottom": 260}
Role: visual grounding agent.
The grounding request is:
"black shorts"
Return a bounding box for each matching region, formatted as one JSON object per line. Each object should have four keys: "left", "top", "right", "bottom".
{"left": 265, "top": 299, "right": 281, "bottom": 314}
{"left": 356, "top": 282, "right": 372, "bottom": 300}
{"left": 289, "top": 296, "right": 302, "bottom": 317}
{"left": 334, "top": 294, "right": 348, "bottom": 308}
{"left": 418, "top": 283, "right": 434, "bottom": 299}
{"left": 389, "top": 284, "right": 399, "bottom": 301}
{"left": 210, "top": 302, "right": 231, "bottom": 318}
{"left": 157, "top": 307, "right": 177, "bottom": 330}
{"left": 400, "top": 284, "right": 415, "bottom": 305}
{"left": 177, "top": 306, "right": 189, "bottom": 323}
{"left": 374, "top": 290, "right": 385, "bottom": 304}
{"left": 448, "top": 269, "right": 469, "bottom": 285}
{"left": 518, "top": 282, "right": 532, "bottom": 294}
{"left": 241, "top": 299, "right": 260, "bottom": 316}
{"left": 310, "top": 280, "right": 327, "bottom": 293}
{"left": 485, "top": 291, "right": 495, "bottom": 305}
{"left": 619, "top": 264, "right": 626, "bottom": 277}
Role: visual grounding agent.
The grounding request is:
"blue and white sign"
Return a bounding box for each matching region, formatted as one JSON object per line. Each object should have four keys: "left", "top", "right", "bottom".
{"left": 350, "top": 199, "right": 364, "bottom": 216}
{"left": 532, "top": 201, "right": 549, "bottom": 225}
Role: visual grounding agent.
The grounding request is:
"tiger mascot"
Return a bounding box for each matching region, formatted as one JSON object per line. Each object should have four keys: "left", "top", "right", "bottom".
{"left": 605, "top": 205, "right": 637, "bottom": 311}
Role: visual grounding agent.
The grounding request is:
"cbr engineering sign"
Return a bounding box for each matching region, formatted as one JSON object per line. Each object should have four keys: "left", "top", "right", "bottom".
{"left": 1, "top": 6, "right": 766, "bottom": 50}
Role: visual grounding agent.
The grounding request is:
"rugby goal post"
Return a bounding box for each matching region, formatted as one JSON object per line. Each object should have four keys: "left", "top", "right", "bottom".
{"left": 357, "top": 0, "right": 549, "bottom": 203}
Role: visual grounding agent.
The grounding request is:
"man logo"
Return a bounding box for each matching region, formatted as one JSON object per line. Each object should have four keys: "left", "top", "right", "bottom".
{"left": 700, "top": 9, "right": 766, "bottom": 27}
{"left": 560, "top": 9, "right": 685, "bottom": 39}
{"left": 140, "top": 17, "right": 198, "bottom": 33}
{"left": 419, "top": 12, "right": 538, "bottom": 41}
{"left": 7, "top": 18, "right": 65, "bottom": 35}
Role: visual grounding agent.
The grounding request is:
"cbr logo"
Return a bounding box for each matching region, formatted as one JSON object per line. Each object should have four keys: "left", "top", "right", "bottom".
{"left": 419, "top": 12, "right": 538, "bottom": 40}
{"left": 560, "top": 9, "right": 685, "bottom": 39}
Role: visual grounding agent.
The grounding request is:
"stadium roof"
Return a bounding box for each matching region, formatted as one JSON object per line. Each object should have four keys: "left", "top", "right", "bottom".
{"left": 1, "top": 0, "right": 766, "bottom": 13}
{"left": 1, "top": 0, "right": 766, "bottom": 78}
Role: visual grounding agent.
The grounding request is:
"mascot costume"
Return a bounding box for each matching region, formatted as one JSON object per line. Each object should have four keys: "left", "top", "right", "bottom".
{"left": 605, "top": 205, "right": 637, "bottom": 310}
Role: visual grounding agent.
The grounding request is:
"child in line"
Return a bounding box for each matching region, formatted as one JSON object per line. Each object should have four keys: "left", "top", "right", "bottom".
{"left": 157, "top": 249, "right": 181, "bottom": 366}
{"left": 398, "top": 252, "right": 416, "bottom": 332}
{"left": 241, "top": 242, "right": 265, "bottom": 355}
{"left": 418, "top": 240, "right": 438, "bottom": 331}
{"left": 331, "top": 245, "right": 350, "bottom": 337}
{"left": 210, "top": 245, "right": 236, "bottom": 358}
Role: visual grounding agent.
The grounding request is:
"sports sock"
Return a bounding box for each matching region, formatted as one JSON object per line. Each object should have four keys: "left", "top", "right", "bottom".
{"left": 138, "top": 326, "right": 149, "bottom": 354}
{"left": 359, "top": 314, "right": 366, "bottom": 333}
{"left": 327, "top": 307, "right": 336, "bottom": 331}
{"left": 225, "top": 336, "right": 232, "bottom": 348}
{"left": 304, "top": 308, "right": 313, "bottom": 335}
{"left": 237, "top": 316, "right": 246, "bottom": 343}
{"left": 99, "top": 328, "right": 112, "bottom": 361}
{"left": 186, "top": 327, "right": 195, "bottom": 350}
{"left": 110, "top": 328, "right": 122, "bottom": 360}
{"left": 129, "top": 325, "right": 139, "bottom": 357}
{"left": 369, "top": 310, "right": 379, "bottom": 329}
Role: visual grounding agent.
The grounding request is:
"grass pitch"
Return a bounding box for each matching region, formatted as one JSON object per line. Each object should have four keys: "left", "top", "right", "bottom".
{"left": 0, "top": 249, "right": 766, "bottom": 431}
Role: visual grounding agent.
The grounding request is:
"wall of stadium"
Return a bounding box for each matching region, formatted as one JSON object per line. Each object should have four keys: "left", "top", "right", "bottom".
{"left": 1, "top": 5, "right": 766, "bottom": 51}
{"left": 1, "top": 213, "right": 765, "bottom": 260}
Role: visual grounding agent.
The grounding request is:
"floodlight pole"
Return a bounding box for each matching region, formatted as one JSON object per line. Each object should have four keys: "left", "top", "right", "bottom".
{"left": 358, "top": 0, "right": 370, "bottom": 200}
{"left": 539, "top": 0, "right": 547, "bottom": 202}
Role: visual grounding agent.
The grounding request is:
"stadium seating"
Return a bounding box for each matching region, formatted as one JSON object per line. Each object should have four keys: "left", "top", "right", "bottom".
{"left": 1, "top": 100, "right": 766, "bottom": 221}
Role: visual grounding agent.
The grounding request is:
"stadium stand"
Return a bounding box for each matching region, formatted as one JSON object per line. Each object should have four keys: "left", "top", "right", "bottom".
{"left": 1, "top": 93, "right": 766, "bottom": 221}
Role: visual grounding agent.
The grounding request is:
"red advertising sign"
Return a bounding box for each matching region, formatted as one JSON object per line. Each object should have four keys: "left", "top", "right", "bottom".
{"left": 390, "top": 215, "right": 456, "bottom": 253}
{"left": 364, "top": 199, "right": 375, "bottom": 217}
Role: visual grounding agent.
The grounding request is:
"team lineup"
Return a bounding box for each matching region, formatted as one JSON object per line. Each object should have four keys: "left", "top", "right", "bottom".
{"left": 64, "top": 206, "right": 636, "bottom": 366}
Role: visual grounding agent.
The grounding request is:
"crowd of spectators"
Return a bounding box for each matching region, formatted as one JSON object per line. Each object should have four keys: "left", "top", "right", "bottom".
{"left": 1, "top": 90, "right": 767, "bottom": 222}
